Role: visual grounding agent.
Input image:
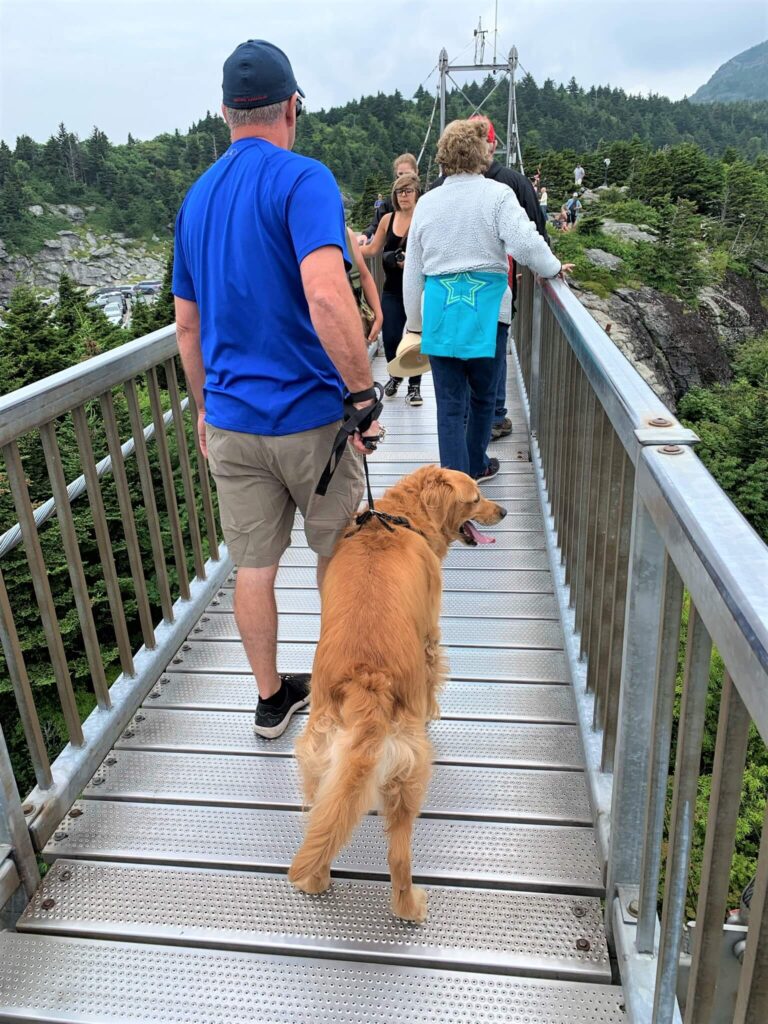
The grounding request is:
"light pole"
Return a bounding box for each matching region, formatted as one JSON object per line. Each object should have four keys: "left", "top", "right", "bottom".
{"left": 603, "top": 157, "right": 611, "bottom": 187}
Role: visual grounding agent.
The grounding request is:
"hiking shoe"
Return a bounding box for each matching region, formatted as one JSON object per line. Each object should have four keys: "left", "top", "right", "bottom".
{"left": 405, "top": 384, "right": 423, "bottom": 407}
{"left": 254, "top": 674, "right": 310, "bottom": 738}
{"left": 491, "top": 417, "right": 513, "bottom": 440}
{"left": 475, "top": 457, "right": 500, "bottom": 483}
{"left": 384, "top": 376, "right": 402, "bottom": 397}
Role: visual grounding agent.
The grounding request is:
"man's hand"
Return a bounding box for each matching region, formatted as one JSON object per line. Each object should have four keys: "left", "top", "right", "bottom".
{"left": 351, "top": 418, "right": 382, "bottom": 455}
{"left": 356, "top": 234, "right": 367, "bottom": 246}
{"left": 197, "top": 409, "right": 208, "bottom": 458}
{"left": 349, "top": 397, "right": 382, "bottom": 456}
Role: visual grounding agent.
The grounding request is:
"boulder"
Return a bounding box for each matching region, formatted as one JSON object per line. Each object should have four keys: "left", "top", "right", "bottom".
{"left": 0, "top": 228, "right": 170, "bottom": 303}
{"left": 56, "top": 204, "right": 86, "bottom": 223}
{"left": 579, "top": 189, "right": 601, "bottom": 205}
{"left": 698, "top": 272, "right": 768, "bottom": 350}
{"left": 584, "top": 248, "right": 624, "bottom": 270}
{"left": 602, "top": 219, "right": 657, "bottom": 244}
{"left": 27, "top": 205, "right": 44, "bottom": 217}
{"left": 572, "top": 281, "right": 736, "bottom": 409}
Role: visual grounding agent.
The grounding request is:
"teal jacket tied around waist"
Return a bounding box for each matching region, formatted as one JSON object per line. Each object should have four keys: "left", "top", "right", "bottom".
{"left": 421, "top": 271, "right": 508, "bottom": 360}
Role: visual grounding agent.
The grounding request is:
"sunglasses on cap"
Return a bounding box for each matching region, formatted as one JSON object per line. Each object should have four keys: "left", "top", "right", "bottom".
{"left": 295, "top": 94, "right": 304, "bottom": 117}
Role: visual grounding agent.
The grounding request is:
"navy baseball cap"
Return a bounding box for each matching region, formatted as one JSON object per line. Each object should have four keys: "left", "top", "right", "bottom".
{"left": 222, "top": 39, "right": 304, "bottom": 109}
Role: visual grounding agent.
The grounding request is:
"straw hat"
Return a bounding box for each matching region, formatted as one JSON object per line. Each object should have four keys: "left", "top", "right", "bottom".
{"left": 386, "top": 332, "right": 431, "bottom": 377}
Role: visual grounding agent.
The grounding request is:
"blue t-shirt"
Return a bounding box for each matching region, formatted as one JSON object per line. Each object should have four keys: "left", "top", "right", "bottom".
{"left": 172, "top": 138, "right": 350, "bottom": 436}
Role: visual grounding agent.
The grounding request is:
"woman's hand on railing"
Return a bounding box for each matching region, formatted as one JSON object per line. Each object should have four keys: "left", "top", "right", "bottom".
{"left": 558, "top": 263, "right": 575, "bottom": 278}
{"left": 197, "top": 409, "right": 208, "bottom": 459}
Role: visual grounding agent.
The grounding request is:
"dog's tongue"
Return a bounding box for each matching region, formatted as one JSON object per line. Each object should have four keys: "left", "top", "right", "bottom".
{"left": 464, "top": 520, "right": 496, "bottom": 544}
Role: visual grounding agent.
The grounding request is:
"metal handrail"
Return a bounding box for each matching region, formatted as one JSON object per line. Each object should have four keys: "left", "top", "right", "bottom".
{"left": 0, "top": 402, "right": 185, "bottom": 558}
{"left": 0, "top": 325, "right": 226, "bottom": 873}
{"left": 0, "top": 324, "right": 178, "bottom": 448}
{"left": 637, "top": 445, "right": 768, "bottom": 735}
{"left": 516, "top": 266, "right": 768, "bottom": 1024}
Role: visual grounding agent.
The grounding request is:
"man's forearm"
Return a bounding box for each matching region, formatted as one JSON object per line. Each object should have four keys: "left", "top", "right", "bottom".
{"left": 308, "top": 286, "right": 374, "bottom": 394}
{"left": 176, "top": 324, "right": 206, "bottom": 412}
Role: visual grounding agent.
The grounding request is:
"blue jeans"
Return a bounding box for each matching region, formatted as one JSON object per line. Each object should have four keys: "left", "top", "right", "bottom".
{"left": 381, "top": 291, "right": 419, "bottom": 387}
{"left": 493, "top": 322, "right": 509, "bottom": 425}
{"left": 431, "top": 354, "right": 497, "bottom": 477}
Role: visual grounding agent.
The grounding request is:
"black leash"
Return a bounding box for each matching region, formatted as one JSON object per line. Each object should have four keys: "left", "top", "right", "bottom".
{"left": 354, "top": 457, "right": 415, "bottom": 533}
{"left": 315, "top": 383, "right": 384, "bottom": 497}
{"left": 315, "top": 381, "right": 420, "bottom": 536}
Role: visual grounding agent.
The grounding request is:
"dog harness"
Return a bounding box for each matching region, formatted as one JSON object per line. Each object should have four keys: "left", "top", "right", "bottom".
{"left": 355, "top": 457, "right": 421, "bottom": 534}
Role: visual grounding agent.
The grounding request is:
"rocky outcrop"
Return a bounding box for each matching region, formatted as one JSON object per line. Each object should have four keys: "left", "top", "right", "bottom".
{"left": 601, "top": 219, "right": 657, "bottom": 244}
{"left": 0, "top": 229, "right": 166, "bottom": 302}
{"left": 584, "top": 248, "right": 624, "bottom": 270}
{"left": 572, "top": 273, "right": 768, "bottom": 409}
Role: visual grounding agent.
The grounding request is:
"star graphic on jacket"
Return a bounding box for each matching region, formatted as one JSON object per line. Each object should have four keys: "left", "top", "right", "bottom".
{"left": 439, "top": 273, "right": 488, "bottom": 308}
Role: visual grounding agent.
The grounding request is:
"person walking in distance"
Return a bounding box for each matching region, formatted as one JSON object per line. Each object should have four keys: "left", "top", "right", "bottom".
{"left": 565, "top": 192, "right": 582, "bottom": 228}
{"left": 172, "top": 39, "right": 381, "bottom": 738}
{"left": 357, "top": 153, "right": 419, "bottom": 243}
{"left": 573, "top": 163, "right": 585, "bottom": 187}
{"left": 539, "top": 185, "right": 549, "bottom": 221}
{"left": 361, "top": 172, "right": 424, "bottom": 406}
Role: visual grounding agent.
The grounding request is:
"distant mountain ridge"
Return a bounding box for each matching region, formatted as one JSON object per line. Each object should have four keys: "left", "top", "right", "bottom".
{"left": 690, "top": 40, "right": 768, "bottom": 104}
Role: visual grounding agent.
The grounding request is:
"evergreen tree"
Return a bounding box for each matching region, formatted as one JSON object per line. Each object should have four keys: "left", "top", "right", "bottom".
{"left": 0, "top": 287, "right": 64, "bottom": 392}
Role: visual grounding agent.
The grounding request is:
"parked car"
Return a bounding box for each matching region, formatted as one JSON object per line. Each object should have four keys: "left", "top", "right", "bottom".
{"left": 102, "top": 301, "right": 125, "bottom": 326}
{"left": 134, "top": 281, "right": 162, "bottom": 295}
{"left": 89, "top": 291, "right": 127, "bottom": 314}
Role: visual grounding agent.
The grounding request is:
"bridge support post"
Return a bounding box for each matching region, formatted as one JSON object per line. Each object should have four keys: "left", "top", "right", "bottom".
{"left": 0, "top": 723, "right": 40, "bottom": 900}
{"left": 605, "top": 491, "right": 666, "bottom": 926}
{"left": 529, "top": 284, "right": 543, "bottom": 434}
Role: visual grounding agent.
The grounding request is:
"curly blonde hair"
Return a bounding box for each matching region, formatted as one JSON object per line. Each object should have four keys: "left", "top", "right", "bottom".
{"left": 391, "top": 172, "right": 421, "bottom": 211}
{"left": 436, "top": 119, "right": 489, "bottom": 176}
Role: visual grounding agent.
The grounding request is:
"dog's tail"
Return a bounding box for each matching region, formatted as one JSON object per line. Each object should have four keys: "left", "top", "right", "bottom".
{"left": 288, "top": 670, "right": 392, "bottom": 890}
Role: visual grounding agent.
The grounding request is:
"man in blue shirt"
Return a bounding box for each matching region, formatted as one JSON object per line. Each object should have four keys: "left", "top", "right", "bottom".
{"left": 173, "top": 39, "right": 380, "bottom": 738}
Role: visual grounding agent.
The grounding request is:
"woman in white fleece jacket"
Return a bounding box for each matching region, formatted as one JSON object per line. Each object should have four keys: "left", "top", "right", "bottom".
{"left": 403, "top": 119, "right": 566, "bottom": 481}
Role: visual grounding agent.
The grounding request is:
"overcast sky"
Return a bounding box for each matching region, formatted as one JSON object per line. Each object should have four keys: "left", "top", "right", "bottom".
{"left": 1, "top": 0, "right": 766, "bottom": 146}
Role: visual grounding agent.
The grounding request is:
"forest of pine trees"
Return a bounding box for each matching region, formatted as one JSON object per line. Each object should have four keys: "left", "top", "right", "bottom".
{"left": 1, "top": 73, "right": 767, "bottom": 251}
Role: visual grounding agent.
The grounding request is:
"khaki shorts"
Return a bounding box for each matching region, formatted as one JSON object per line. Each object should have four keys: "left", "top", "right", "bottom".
{"left": 206, "top": 421, "right": 364, "bottom": 568}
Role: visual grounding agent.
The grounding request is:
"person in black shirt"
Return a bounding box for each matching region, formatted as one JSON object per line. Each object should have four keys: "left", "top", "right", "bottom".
{"left": 356, "top": 153, "right": 419, "bottom": 244}
{"left": 360, "top": 172, "right": 424, "bottom": 406}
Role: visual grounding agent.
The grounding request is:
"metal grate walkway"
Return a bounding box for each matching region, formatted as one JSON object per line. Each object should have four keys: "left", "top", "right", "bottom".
{"left": 1, "top": 355, "right": 624, "bottom": 1022}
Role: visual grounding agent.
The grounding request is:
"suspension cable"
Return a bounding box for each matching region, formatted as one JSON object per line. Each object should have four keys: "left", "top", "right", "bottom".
{"left": 416, "top": 88, "right": 440, "bottom": 167}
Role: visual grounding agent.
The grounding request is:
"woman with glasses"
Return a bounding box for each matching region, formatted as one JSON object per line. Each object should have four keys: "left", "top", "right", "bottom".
{"left": 361, "top": 172, "right": 424, "bottom": 407}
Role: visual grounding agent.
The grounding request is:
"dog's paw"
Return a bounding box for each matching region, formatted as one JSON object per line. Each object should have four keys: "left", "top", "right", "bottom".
{"left": 288, "top": 866, "right": 331, "bottom": 895}
{"left": 392, "top": 885, "right": 428, "bottom": 923}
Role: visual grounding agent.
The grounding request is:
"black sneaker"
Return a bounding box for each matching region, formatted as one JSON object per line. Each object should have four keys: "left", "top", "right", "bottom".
{"left": 405, "top": 384, "right": 423, "bottom": 406}
{"left": 384, "top": 376, "right": 402, "bottom": 397}
{"left": 254, "top": 674, "right": 310, "bottom": 738}
{"left": 475, "top": 457, "right": 500, "bottom": 483}
{"left": 491, "top": 417, "right": 513, "bottom": 440}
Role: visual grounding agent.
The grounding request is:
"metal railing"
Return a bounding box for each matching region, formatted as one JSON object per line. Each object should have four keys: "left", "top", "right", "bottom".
{"left": 0, "top": 326, "right": 230, "bottom": 900}
{"left": 515, "top": 268, "right": 768, "bottom": 1024}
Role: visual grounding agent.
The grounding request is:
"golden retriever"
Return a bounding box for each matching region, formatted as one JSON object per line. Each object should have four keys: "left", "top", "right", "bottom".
{"left": 288, "top": 465, "right": 507, "bottom": 922}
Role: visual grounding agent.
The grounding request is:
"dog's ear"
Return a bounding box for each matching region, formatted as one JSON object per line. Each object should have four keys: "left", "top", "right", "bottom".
{"left": 451, "top": 472, "right": 481, "bottom": 506}
{"left": 421, "top": 467, "right": 455, "bottom": 523}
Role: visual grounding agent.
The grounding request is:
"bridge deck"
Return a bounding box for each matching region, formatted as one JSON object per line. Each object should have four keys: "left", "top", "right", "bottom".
{"left": 1, "top": 356, "right": 624, "bottom": 1022}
